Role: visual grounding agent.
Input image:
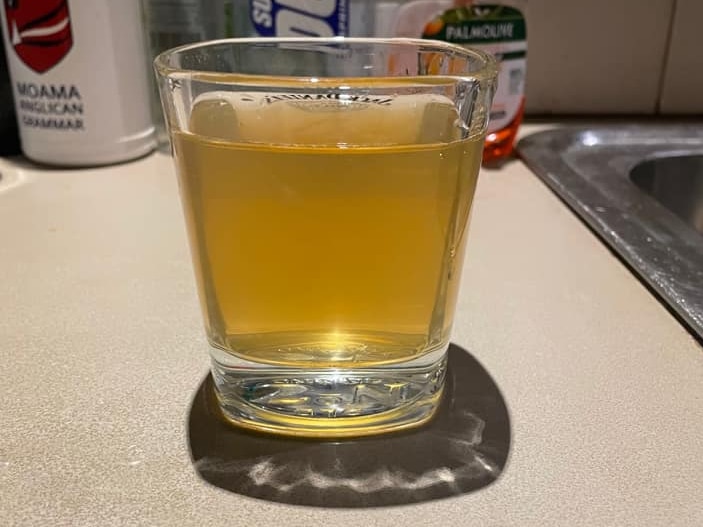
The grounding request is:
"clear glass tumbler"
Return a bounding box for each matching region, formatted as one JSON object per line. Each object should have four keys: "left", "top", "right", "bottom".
{"left": 155, "top": 38, "right": 496, "bottom": 437}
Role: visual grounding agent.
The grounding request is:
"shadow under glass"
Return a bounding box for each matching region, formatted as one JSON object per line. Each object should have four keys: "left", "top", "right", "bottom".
{"left": 187, "top": 344, "right": 511, "bottom": 508}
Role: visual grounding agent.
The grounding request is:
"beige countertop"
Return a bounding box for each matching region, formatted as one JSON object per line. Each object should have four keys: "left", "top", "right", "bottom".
{"left": 2, "top": 126, "right": 702, "bottom": 525}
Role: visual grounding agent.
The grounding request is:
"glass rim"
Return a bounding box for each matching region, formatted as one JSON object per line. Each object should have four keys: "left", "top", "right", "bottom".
{"left": 154, "top": 37, "right": 498, "bottom": 83}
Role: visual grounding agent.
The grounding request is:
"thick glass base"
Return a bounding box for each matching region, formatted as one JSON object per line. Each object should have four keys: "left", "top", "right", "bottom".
{"left": 209, "top": 345, "right": 448, "bottom": 438}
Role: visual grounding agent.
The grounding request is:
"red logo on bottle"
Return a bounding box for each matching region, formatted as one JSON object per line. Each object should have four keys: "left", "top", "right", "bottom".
{"left": 4, "top": 0, "right": 73, "bottom": 74}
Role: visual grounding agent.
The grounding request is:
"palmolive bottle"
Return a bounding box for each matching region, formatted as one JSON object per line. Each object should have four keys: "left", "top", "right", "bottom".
{"left": 0, "top": 0, "right": 155, "bottom": 166}
{"left": 390, "top": 0, "right": 527, "bottom": 163}
{"left": 228, "top": 0, "right": 526, "bottom": 163}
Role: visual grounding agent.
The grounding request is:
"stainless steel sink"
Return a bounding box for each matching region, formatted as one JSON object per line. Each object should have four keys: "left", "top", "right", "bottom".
{"left": 631, "top": 155, "right": 703, "bottom": 235}
{"left": 517, "top": 124, "right": 703, "bottom": 341}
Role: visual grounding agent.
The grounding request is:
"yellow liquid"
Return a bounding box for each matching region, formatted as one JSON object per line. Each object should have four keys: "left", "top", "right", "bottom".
{"left": 174, "top": 93, "right": 482, "bottom": 367}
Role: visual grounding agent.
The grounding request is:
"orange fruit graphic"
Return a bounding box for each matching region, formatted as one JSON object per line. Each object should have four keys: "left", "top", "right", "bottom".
{"left": 423, "top": 17, "right": 444, "bottom": 36}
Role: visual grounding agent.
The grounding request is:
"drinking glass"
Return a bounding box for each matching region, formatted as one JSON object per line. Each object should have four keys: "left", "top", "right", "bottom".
{"left": 155, "top": 38, "right": 496, "bottom": 437}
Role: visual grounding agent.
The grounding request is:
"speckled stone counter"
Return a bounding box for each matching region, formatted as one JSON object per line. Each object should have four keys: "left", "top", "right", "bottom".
{"left": 2, "top": 126, "right": 702, "bottom": 526}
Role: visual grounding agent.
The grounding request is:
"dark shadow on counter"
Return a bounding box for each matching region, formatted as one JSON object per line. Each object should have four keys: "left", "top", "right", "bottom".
{"left": 187, "top": 344, "right": 511, "bottom": 508}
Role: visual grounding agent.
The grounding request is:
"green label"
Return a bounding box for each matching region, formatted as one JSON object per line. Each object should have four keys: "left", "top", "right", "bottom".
{"left": 423, "top": 4, "right": 527, "bottom": 44}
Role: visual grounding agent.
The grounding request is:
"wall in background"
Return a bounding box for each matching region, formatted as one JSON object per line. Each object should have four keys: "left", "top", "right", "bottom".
{"left": 659, "top": 0, "right": 703, "bottom": 114}
{"left": 524, "top": 0, "right": 700, "bottom": 115}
